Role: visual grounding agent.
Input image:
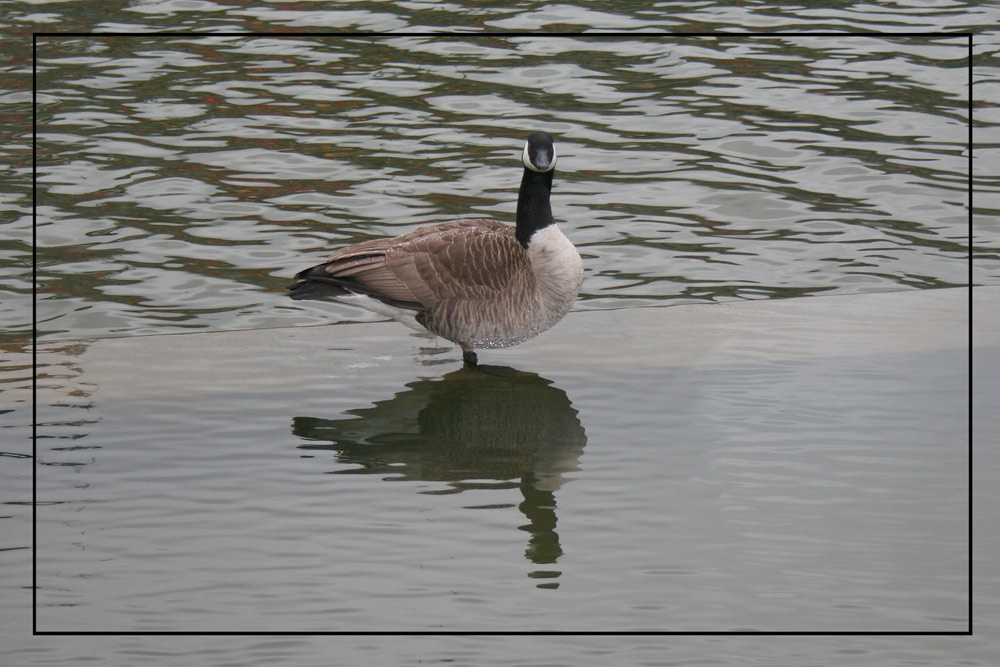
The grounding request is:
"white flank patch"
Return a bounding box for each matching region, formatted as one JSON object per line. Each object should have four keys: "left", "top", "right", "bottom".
{"left": 334, "top": 293, "right": 428, "bottom": 333}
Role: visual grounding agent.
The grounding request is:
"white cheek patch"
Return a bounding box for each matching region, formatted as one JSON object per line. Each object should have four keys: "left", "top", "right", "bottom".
{"left": 522, "top": 142, "right": 536, "bottom": 170}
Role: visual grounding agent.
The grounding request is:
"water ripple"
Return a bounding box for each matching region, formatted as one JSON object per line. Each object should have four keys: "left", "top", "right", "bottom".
{"left": 1, "top": 28, "right": 991, "bottom": 341}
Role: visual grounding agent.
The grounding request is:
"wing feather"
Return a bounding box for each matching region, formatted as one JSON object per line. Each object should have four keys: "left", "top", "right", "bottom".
{"left": 301, "top": 219, "right": 526, "bottom": 310}
{"left": 385, "top": 220, "right": 528, "bottom": 302}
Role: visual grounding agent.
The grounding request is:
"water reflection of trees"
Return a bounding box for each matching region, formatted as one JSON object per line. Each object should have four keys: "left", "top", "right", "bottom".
{"left": 292, "top": 366, "right": 586, "bottom": 584}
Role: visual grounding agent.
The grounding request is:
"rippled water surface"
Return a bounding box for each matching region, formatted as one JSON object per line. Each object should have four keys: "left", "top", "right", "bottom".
{"left": 2, "top": 31, "right": 991, "bottom": 341}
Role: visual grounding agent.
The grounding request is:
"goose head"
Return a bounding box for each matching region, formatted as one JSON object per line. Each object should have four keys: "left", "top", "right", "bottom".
{"left": 522, "top": 131, "right": 557, "bottom": 173}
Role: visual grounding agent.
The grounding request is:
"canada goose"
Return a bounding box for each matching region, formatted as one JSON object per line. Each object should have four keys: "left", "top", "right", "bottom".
{"left": 289, "top": 131, "right": 583, "bottom": 367}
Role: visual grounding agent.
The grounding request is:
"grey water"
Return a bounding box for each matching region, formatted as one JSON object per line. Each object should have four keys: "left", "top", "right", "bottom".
{"left": 3, "top": 7, "right": 1000, "bottom": 667}
{"left": 20, "top": 297, "right": 973, "bottom": 632}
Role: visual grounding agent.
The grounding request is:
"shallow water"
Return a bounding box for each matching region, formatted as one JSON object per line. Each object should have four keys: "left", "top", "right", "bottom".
{"left": 3, "top": 3, "right": 1000, "bottom": 665}
{"left": 3, "top": 31, "right": 991, "bottom": 342}
{"left": 19, "top": 294, "right": 971, "bottom": 633}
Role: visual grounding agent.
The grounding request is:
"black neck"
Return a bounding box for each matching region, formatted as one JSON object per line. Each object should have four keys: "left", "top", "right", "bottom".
{"left": 515, "top": 167, "right": 554, "bottom": 248}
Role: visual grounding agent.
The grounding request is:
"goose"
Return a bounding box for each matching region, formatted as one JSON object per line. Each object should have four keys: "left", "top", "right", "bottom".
{"left": 289, "top": 130, "right": 583, "bottom": 367}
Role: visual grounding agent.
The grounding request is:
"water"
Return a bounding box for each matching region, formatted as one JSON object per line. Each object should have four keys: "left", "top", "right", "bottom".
{"left": 19, "top": 294, "right": 972, "bottom": 633}
{"left": 2, "top": 31, "right": 991, "bottom": 342}
{"left": 3, "top": 3, "right": 1000, "bottom": 665}
{"left": 5, "top": 286, "right": 986, "bottom": 661}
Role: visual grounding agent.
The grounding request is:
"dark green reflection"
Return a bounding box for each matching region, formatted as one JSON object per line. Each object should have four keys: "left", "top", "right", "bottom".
{"left": 292, "top": 366, "right": 586, "bottom": 580}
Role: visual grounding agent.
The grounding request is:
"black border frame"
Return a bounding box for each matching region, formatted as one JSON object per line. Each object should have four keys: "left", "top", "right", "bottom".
{"left": 31, "top": 29, "right": 975, "bottom": 637}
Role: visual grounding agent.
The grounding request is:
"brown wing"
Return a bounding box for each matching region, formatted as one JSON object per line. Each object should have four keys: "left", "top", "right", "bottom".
{"left": 316, "top": 219, "right": 527, "bottom": 308}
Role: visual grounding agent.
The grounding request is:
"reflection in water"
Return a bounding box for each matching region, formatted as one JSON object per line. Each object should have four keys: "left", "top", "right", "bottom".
{"left": 22, "top": 340, "right": 103, "bottom": 461}
{"left": 292, "top": 366, "right": 586, "bottom": 582}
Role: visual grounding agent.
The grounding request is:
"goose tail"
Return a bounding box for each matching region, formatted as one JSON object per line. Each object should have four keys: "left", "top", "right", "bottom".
{"left": 288, "top": 279, "right": 350, "bottom": 301}
{"left": 288, "top": 265, "right": 352, "bottom": 301}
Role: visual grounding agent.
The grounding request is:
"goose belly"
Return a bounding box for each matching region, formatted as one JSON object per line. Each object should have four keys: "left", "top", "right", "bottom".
{"left": 426, "top": 295, "right": 574, "bottom": 350}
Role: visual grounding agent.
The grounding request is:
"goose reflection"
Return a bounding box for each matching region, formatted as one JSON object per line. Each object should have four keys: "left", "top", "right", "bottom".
{"left": 292, "top": 365, "right": 586, "bottom": 579}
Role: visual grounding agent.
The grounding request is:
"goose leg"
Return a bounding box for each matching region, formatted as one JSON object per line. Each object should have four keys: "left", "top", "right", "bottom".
{"left": 461, "top": 347, "right": 478, "bottom": 367}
